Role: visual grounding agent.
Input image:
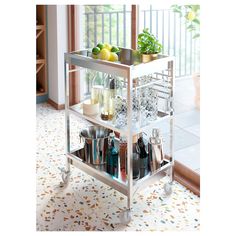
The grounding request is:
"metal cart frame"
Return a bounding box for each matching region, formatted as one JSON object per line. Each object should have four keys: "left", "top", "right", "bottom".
{"left": 61, "top": 48, "right": 175, "bottom": 222}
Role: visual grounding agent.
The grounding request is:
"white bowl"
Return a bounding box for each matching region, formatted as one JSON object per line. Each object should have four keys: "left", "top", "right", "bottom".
{"left": 83, "top": 99, "right": 99, "bottom": 116}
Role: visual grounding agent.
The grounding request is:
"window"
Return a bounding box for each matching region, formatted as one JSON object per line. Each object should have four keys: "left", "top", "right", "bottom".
{"left": 74, "top": 4, "right": 200, "bottom": 99}
{"left": 138, "top": 4, "right": 200, "bottom": 77}
{"left": 76, "top": 5, "right": 131, "bottom": 97}
{"left": 82, "top": 5, "right": 131, "bottom": 48}
{"left": 77, "top": 4, "right": 200, "bottom": 78}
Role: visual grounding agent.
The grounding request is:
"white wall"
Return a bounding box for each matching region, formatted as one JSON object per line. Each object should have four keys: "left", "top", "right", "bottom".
{"left": 47, "top": 5, "right": 68, "bottom": 105}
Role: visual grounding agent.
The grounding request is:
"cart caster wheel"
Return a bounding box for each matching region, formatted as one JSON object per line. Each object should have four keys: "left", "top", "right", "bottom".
{"left": 58, "top": 174, "right": 70, "bottom": 189}
{"left": 164, "top": 183, "right": 172, "bottom": 195}
{"left": 62, "top": 172, "right": 70, "bottom": 184}
{"left": 119, "top": 210, "right": 131, "bottom": 224}
{"left": 58, "top": 167, "right": 70, "bottom": 188}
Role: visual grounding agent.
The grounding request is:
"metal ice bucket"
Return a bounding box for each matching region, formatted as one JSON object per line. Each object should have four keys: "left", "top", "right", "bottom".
{"left": 79, "top": 126, "right": 110, "bottom": 165}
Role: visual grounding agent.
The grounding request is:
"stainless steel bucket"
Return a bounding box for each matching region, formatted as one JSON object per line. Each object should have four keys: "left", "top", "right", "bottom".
{"left": 80, "top": 126, "right": 110, "bottom": 165}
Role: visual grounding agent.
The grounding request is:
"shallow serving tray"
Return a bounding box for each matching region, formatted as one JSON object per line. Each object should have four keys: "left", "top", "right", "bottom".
{"left": 65, "top": 48, "right": 173, "bottom": 79}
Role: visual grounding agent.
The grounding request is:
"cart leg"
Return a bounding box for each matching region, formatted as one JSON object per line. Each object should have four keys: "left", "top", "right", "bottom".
{"left": 119, "top": 196, "right": 132, "bottom": 224}
{"left": 164, "top": 118, "right": 174, "bottom": 195}
{"left": 119, "top": 142, "right": 132, "bottom": 223}
{"left": 169, "top": 165, "right": 174, "bottom": 184}
{"left": 168, "top": 62, "right": 175, "bottom": 187}
{"left": 169, "top": 62, "right": 175, "bottom": 186}
{"left": 164, "top": 61, "right": 175, "bottom": 196}
{"left": 163, "top": 166, "right": 173, "bottom": 194}
{"left": 58, "top": 60, "right": 71, "bottom": 188}
{"left": 119, "top": 69, "right": 132, "bottom": 224}
{"left": 119, "top": 209, "right": 131, "bottom": 224}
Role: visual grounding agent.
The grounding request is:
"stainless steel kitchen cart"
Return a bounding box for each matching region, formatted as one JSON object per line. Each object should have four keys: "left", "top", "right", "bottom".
{"left": 61, "top": 48, "right": 175, "bottom": 223}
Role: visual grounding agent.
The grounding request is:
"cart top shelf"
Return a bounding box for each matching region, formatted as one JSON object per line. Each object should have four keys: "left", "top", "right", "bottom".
{"left": 65, "top": 48, "right": 174, "bottom": 78}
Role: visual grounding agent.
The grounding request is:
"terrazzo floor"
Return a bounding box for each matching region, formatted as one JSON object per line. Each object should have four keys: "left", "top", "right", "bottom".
{"left": 36, "top": 103, "right": 200, "bottom": 231}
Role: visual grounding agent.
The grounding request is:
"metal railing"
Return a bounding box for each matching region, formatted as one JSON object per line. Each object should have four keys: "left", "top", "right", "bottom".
{"left": 140, "top": 7, "right": 200, "bottom": 77}
{"left": 83, "top": 5, "right": 200, "bottom": 78}
{"left": 84, "top": 6, "right": 131, "bottom": 49}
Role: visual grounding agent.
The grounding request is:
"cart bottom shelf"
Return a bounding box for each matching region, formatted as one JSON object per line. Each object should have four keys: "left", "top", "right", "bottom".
{"left": 67, "top": 148, "right": 173, "bottom": 196}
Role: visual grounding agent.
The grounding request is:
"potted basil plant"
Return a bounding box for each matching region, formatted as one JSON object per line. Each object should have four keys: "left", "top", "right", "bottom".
{"left": 137, "top": 28, "right": 162, "bottom": 63}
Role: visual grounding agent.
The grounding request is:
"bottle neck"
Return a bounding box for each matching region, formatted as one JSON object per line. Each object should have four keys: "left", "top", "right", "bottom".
{"left": 109, "top": 133, "right": 115, "bottom": 145}
{"left": 137, "top": 137, "right": 148, "bottom": 158}
{"left": 104, "top": 75, "right": 111, "bottom": 88}
{"left": 109, "top": 78, "right": 115, "bottom": 89}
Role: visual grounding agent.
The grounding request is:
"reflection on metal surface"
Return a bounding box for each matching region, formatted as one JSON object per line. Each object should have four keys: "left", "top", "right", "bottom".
{"left": 79, "top": 126, "right": 110, "bottom": 165}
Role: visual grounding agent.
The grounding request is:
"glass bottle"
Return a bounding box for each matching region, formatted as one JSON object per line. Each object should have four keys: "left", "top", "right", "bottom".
{"left": 132, "top": 153, "right": 140, "bottom": 180}
{"left": 119, "top": 136, "right": 127, "bottom": 171}
{"left": 101, "top": 74, "right": 115, "bottom": 120}
{"left": 111, "top": 136, "right": 119, "bottom": 178}
{"left": 132, "top": 134, "right": 140, "bottom": 180}
{"left": 106, "top": 132, "right": 114, "bottom": 175}
{"left": 106, "top": 132, "right": 119, "bottom": 177}
{"left": 109, "top": 76, "right": 115, "bottom": 119}
{"left": 137, "top": 135, "right": 149, "bottom": 178}
{"left": 91, "top": 72, "right": 103, "bottom": 105}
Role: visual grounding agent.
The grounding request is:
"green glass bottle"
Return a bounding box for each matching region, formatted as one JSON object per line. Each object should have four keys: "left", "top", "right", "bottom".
{"left": 106, "top": 132, "right": 114, "bottom": 175}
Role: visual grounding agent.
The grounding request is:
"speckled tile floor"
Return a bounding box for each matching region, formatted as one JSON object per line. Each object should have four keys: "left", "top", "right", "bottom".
{"left": 36, "top": 103, "right": 200, "bottom": 231}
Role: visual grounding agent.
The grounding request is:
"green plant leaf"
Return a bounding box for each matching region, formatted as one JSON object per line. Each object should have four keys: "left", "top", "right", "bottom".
{"left": 137, "top": 28, "right": 162, "bottom": 54}
{"left": 187, "top": 24, "right": 196, "bottom": 30}
{"left": 171, "top": 5, "right": 181, "bottom": 11}
{"left": 173, "top": 8, "right": 182, "bottom": 14}
{"left": 185, "top": 5, "right": 193, "bottom": 10}
{"left": 193, "top": 33, "right": 200, "bottom": 39}
{"left": 192, "top": 5, "right": 200, "bottom": 12}
{"left": 192, "top": 18, "right": 200, "bottom": 24}
{"left": 171, "top": 4, "right": 183, "bottom": 16}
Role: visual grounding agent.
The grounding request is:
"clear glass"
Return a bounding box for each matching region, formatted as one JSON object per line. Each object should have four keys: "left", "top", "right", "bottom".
{"left": 113, "top": 73, "right": 163, "bottom": 129}
{"left": 113, "top": 95, "right": 127, "bottom": 128}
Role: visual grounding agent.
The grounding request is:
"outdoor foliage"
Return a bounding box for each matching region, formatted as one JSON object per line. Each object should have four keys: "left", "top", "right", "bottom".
{"left": 171, "top": 5, "right": 200, "bottom": 39}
